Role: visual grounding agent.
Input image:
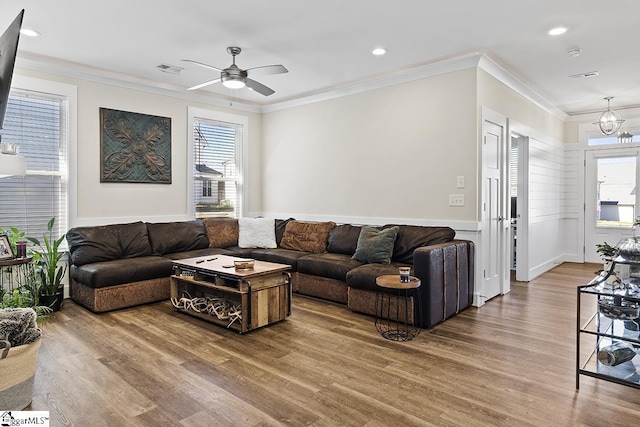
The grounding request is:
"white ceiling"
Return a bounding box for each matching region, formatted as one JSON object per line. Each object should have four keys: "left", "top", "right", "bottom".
{"left": 3, "top": 0, "right": 640, "bottom": 115}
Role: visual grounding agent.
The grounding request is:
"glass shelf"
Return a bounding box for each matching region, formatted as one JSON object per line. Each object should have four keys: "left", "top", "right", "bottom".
{"left": 577, "top": 257, "right": 640, "bottom": 389}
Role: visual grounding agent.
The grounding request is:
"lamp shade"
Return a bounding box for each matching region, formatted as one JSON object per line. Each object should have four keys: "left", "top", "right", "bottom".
{"left": 0, "top": 153, "right": 26, "bottom": 178}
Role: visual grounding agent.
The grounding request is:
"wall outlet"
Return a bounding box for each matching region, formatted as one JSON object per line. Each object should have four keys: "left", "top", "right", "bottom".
{"left": 449, "top": 194, "right": 464, "bottom": 206}
{"left": 457, "top": 176, "right": 465, "bottom": 188}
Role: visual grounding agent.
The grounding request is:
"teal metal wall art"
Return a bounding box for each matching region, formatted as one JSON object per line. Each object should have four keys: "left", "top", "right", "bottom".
{"left": 100, "top": 107, "right": 172, "bottom": 183}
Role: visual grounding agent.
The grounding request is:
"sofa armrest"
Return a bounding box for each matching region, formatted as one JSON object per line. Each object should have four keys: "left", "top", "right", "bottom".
{"left": 412, "top": 239, "right": 474, "bottom": 328}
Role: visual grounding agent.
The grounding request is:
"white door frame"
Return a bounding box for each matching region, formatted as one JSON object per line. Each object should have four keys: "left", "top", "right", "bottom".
{"left": 480, "top": 107, "right": 510, "bottom": 304}
{"left": 508, "top": 120, "right": 531, "bottom": 282}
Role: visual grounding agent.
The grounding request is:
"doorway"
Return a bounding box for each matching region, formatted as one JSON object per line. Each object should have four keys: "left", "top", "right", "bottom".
{"left": 509, "top": 131, "right": 529, "bottom": 282}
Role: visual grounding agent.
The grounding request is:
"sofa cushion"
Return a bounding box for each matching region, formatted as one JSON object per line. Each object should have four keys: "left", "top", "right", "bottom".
{"left": 275, "top": 218, "right": 295, "bottom": 247}
{"left": 346, "top": 262, "right": 413, "bottom": 292}
{"left": 297, "top": 253, "right": 364, "bottom": 281}
{"left": 238, "top": 218, "right": 277, "bottom": 248}
{"left": 280, "top": 221, "right": 336, "bottom": 253}
{"left": 386, "top": 225, "right": 456, "bottom": 264}
{"left": 203, "top": 217, "right": 239, "bottom": 248}
{"left": 352, "top": 226, "right": 399, "bottom": 265}
{"left": 162, "top": 247, "right": 237, "bottom": 260}
{"left": 327, "top": 224, "right": 362, "bottom": 255}
{"left": 66, "top": 221, "right": 152, "bottom": 266}
{"left": 223, "top": 246, "right": 256, "bottom": 258}
{"left": 146, "top": 221, "right": 209, "bottom": 256}
{"left": 70, "top": 256, "right": 174, "bottom": 288}
{"left": 251, "top": 248, "right": 308, "bottom": 271}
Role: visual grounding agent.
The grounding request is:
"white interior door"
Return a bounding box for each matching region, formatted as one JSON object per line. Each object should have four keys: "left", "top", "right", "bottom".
{"left": 482, "top": 114, "right": 508, "bottom": 301}
{"left": 585, "top": 148, "right": 639, "bottom": 262}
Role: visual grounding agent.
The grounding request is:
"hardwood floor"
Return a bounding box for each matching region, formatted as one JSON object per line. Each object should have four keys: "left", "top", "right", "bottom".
{"left": 30, "top": 263, "right": 640, "bottom": 426}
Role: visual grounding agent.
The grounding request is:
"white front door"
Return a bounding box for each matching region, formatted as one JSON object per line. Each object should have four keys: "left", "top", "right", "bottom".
{"left": 585, "top": 148, "right": 639, "bottom": 262}
{"left": 481, "top": 113, "right": 508, "bottom": 301}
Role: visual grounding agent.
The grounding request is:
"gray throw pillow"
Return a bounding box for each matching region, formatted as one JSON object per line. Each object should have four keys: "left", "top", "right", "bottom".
{"left": 352, "top": 226, "right": 399, "bottom": 264}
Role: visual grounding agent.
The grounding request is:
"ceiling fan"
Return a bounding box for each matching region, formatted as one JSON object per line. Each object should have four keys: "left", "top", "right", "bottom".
{"left": 182, "top": 47, "right": 288, "bottom": 96}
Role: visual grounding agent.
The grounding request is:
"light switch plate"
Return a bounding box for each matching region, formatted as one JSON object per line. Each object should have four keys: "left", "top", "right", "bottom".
{"left": 457, "top": 176, "right": 465, "bottom": 188}
{"left": 449, "top": 194, "right": 464, "bottom": 206}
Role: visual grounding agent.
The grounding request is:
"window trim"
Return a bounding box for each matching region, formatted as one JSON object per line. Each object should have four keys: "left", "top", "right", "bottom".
{"left": 10, "top": 75, "right": 77, "bottom": 228}
{"left": 187, "top": 107, "right": 248, "bottom": 219}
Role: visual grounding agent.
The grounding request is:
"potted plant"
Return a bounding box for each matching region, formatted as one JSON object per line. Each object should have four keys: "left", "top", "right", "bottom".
{"left": 596, "top": 241, "right": 617, "bottom": 260}
{"left": 0, "top": 226, "right": 25, "bottom": 255}
{"left": 27, "top": 217, "right": 66, "bottom": 312}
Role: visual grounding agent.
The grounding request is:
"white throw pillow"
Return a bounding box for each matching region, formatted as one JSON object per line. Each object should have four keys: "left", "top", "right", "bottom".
{"left": 238, "top": 218, "right": 277, "bottom": 248}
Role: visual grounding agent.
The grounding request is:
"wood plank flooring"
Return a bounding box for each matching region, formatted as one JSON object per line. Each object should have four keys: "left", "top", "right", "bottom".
{"left": 29, "top": 263, "right": 640, "bottom": 426}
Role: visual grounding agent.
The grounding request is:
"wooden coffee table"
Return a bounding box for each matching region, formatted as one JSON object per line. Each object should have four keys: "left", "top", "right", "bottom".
{"left": 171, "top": 255, "right": 291, "bottom": 333}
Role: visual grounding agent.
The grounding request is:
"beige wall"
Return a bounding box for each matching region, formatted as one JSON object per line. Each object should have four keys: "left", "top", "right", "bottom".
{"left": 261, "top": 68, "right": 478, "bottom": 224}
{"left": 14, "top": 68, "right": 262, "bottom": 227}
{"left": 477, "top": 69, "right": 565, "bottom": 142}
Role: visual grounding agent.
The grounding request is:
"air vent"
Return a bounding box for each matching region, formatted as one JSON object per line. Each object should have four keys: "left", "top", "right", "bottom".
{"left": 157, "top": 64, "right": 183, "bottom": 75}
{"left": 569, "top": 71, "right": 599, "bottom": 79}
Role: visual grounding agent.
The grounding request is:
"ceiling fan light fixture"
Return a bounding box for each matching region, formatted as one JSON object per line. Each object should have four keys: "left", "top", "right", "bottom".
{"left": 593, "top": 97, "right": 625, "bottom": 135}
{"left": 222, "top": 79, "right": 246, "bottom": 89}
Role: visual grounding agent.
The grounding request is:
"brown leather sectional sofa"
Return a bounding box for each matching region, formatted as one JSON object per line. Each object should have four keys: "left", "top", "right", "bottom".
{"left": 66, "top": 219, "right": 474, "bottom": 329}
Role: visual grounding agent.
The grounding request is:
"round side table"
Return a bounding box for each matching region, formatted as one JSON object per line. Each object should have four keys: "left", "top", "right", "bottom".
{"left": 0, "top": 257, "right": 34, "bottom": 292}
{"left": 374, "top": 274, "right": 422, "bottom": 341}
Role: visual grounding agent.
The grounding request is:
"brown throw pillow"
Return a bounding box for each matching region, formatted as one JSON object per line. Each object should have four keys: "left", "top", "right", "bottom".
{"left": 280, "top": 220, "right": 337, "bottom": 253}
{"left": 203, "top": 217, "right": 239, "bottom": 248}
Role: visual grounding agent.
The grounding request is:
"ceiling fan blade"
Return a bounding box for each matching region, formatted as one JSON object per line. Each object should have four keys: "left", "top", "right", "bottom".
{"left": 181, "top": 59, "right": 223, "bottom": 73}
{"left": 245, "top": 78, "right": 275, "bottom": 96}
{"left": 187, "top": 78, "right": 221, "bottom": 91}
{"left": 246, "top": 64, "right": 288, "bottom": 76}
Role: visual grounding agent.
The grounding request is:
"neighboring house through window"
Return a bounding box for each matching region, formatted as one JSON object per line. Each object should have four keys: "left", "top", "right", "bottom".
{"left": 189, "top": 107, "right": 245, "bottom": 219}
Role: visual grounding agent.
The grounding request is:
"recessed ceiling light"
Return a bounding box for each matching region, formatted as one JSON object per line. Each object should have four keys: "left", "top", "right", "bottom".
{"left": 548, "top": 26, "right": 568, "bottom": 36}
{"left": 372, "top": 47, "right": 386, "bottom": 56}
{"left": 20, "top": 28, "right": 40, "bottom": 37}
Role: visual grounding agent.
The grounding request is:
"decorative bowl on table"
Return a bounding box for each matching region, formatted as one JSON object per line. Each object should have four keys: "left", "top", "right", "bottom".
{"left": 617, "top": 236, "right": 640, "bottom": 261}
{"left": 234, "top": 259, "right": 255, "bottom": 270}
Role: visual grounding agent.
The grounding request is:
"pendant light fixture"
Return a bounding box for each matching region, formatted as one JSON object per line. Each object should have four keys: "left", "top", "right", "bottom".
{"left": 618, "top": 131, "right": 633, "bottom": 144}
{"left": 593, "top": 97, "right": 624, "bottom": 135}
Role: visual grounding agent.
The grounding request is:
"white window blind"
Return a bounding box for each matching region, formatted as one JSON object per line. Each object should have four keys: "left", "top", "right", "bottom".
{"left": 0, "top": 89, "right": 67, "bottom": 242}
{"left": 193, "top": 118, "right": 243, "bottom": 218}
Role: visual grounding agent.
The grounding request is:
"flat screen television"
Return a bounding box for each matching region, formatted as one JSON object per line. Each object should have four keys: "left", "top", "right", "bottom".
{"left": 0, "top": 9, "right": 24, "bottom": 131}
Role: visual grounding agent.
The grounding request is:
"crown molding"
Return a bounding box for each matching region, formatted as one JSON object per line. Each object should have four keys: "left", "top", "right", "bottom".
{"left": 262, "top": 53, "right": 484, "bottom": 113}
{"left": 565, "top": 105, "right": 640, "bottom": 122}
{"left": 15, "top": 51, "right": 262, "bottom": 114}
{"left": 263, "top": 53, "right": 568, "bottom": 120}
{"left": 476, "top": 55, "right": 569, "bottom": 120}
{"left": 16, "top": 51, "right": 568, "bottom": 120}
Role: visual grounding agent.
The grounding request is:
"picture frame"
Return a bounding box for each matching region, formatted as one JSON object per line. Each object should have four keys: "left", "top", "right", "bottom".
{"left": 0, "top": 234, "right": 14, "bottom": 260}
{"left": 100, "top": 107, "right": 172, "bottom": 184}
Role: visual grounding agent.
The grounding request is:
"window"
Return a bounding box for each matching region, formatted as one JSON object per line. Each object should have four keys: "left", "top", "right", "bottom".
{"left": 589, "top": 133, "right": 640, "bottom": 146}
{"left": 0, "top": 90, "right": 67, "bottom": 241}
{"left": 192, "top": 117, "right": 243, "bottom": 218}
{"left": 596, "top": 155, "right": 636, "bottom": 227}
